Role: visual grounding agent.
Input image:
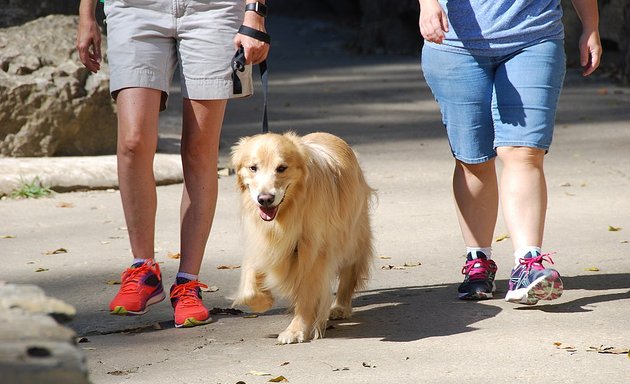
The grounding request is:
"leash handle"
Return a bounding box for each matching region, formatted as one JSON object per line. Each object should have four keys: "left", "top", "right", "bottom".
{"left": 231, "top": 26, "right": 271, "bottom": 133}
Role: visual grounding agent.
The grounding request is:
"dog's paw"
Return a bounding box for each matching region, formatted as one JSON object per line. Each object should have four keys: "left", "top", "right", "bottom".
{"left": 277, "top": 328, "right": 306, "bottom": 344}
{"left": 239, "top": 291, "right": 274, "bottom": 313}
{"left": 329, "top": 305, "right": 352, "bottom": 320}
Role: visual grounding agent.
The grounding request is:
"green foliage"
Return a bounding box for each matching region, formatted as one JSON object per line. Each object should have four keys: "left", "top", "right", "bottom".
{"left": 10, "top": 177, "right": 53, "bottom": 199}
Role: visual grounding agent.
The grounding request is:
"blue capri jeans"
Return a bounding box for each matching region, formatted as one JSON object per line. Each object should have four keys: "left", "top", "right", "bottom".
{"left": 421, "top": 40, "right": 566, "bottom": 164}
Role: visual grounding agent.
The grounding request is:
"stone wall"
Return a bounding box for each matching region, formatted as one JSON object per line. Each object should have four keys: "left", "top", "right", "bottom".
{"left": 0, "top": 282, "right": 89, "bottom": 384}
{"left": 0, "top": 15, "right": 116, "bottom": 157}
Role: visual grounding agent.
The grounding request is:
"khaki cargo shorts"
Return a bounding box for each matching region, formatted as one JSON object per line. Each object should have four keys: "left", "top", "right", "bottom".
{"left": 104, "top": 0, "right": 252, "bottom": 109}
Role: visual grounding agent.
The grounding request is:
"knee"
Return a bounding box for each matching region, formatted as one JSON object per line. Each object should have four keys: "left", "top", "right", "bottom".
{"left": 118, "top": 134, "right": 155, "bottom": 160}
{"left": 456, "top": 159, "right": 495, "bottom": 178}
{"left": 497, "top": 147, "right": 545, "bottom": 168}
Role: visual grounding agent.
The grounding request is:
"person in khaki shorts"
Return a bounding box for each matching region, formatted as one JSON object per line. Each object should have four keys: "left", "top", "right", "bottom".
{"left": 76, "top": 0, "right": 270, "bottom": 328}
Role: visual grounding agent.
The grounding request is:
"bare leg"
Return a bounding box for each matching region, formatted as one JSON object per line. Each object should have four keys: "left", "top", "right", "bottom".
{"left": 178, "top": 99, "right": 227, "bottom": 275}
{"left": 453, "top": 159, "right": 499, "bottom": 248}
{"left": 116, "top": 88, "right": 162, "bottom": 260}
{"left": 497, "top": 146, "right": 546, "bottom": 251}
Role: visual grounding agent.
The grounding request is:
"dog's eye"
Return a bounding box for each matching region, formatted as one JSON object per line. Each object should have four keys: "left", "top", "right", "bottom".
{"left": 276, "top": 165, "right": 287, "bottom": 173}
{"left": 249, "top": 165, "right": 257, "bottom": 173}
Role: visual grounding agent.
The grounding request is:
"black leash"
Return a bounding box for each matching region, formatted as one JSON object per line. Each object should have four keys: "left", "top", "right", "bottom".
{"left": 231, "top": 25, "right": 271, "bottom": 133}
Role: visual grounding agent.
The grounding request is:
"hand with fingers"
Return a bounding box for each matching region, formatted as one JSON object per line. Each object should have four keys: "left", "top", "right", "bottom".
{"left": 234, "top": 1, "right": 270, "bottom": 65}
{"left": 76, "top": 0, "right": 102, "bottom": 73}
{"left": 418, "top": 0, "right": 449, "bottom": 44}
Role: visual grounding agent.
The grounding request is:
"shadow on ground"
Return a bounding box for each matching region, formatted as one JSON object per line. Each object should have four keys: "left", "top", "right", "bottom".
{"left": 23, "top": 271, "right": 628, "bottom": 342}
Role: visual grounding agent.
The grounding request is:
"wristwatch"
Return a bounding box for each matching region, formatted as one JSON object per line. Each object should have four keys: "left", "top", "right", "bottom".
{"left": 245, "top": 2, "right": 267, "bottom": 17}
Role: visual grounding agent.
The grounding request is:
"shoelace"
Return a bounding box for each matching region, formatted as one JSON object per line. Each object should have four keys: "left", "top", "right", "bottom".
{"left": 518, "top": 253, "right": 556, "bottom": 272}
{"left": 171, "top": 280, "right": 208, "bottom": 307}
{"left": 119, "top": 262, "right": 159, "bottom": 293}
{"left": 461, "top": 258, "right": 496, "bottom": 278}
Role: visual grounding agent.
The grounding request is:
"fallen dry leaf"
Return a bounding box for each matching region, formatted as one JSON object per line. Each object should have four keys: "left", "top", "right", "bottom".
{"left": 35, "top": 268, "right": 49, "bottom": 272}
{"left": 554, "top": 342, "right": 577, "bottom": 352}
{"left": 217, "top": 265, "right": 241, "bottom": 270}
{"left": 378, "top": 256, "right": 392, "bottom": 260}
{"left": 608, "top": 225, "right": 622, "bottom": 232}
{"left": 280, "top": 362, "right": 290, "bottom": 366}
{"left": 495, "top": 234, "right": 510, "bottom": 242}
{"left": 45, "top": 248, "right": 68, "bottom": 255}
{"left": 56, "top": 201, "right": 74, "bottom": 208}
{"left": 586, "top": 345, "right": 629, "bottom": 354}
{"left": 167, "top": 252, "right": 181, "bottom": 259}
{"left": 584, "top": 267, "right": 600, "bottom": 272}
{"left": 243, "top": 314, "right": 259, "bottom": 318}
{"left": 1, "top": 234, "right": 16, "bottom": 239}
{"left": 403, "top": 262, "right": 421, "bottom": 267}
{"left": 269, "top": 376, "right": 288, "bottom": 383}
{"left": 105, "top": 280, "right": 121, "bottom": 285}
{"left": 248, "top": 371, "right": 272, "bottom": 376}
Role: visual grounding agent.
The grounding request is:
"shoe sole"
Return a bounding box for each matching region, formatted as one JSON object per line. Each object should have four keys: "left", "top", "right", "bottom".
{"left": 110, "top": 291, "right": 166, "bottom": 316}
{"left": 458, "top": 291, "right": 494, "bottom": 300}
{"left": 505, "top": 275, "right": 563, "bottom": 305}
{"left": 458, "top": 281, "right": 496, "bottom": 300}
{"left": 174, "top": 316, "right": 213, "bottom": 328}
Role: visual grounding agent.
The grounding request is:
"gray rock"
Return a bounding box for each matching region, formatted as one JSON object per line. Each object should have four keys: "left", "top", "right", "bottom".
{"left": 0, "top": 15, "right": 116, "bottom": 157}
{"left": 0, "top": 282, "right": 89, "bottom": 384}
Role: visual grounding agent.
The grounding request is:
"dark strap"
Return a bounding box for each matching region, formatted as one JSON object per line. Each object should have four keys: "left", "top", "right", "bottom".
{"left": 237, "top": 25, "right": 271, "bottom": 44}
{"left": 231, "top": 26, "right": 271, "bottom": 133}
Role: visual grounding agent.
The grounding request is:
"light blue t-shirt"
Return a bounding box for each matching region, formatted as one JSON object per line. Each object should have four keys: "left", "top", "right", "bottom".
{"left": 425, "top": 0, "right": 564, "bottom": 56}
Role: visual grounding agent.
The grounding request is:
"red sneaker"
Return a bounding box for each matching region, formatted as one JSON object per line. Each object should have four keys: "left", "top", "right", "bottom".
{"left": 170, "top": 278, "right": 212, "bottom": 328}
{"left": 109, "top": 259, "right": 165, "bottom": 315}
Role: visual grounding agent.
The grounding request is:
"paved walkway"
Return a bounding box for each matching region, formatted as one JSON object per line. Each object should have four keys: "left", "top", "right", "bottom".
{"left": 1, "top": 16, "right": 630, "bottom": 383}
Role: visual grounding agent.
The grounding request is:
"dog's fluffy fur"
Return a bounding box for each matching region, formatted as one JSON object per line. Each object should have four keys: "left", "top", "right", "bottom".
{"left": 230, "top": 131, "right": 375, "bottom": 344}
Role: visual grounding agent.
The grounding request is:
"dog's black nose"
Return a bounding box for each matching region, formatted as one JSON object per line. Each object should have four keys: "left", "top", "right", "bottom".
{"left": 257, "top": 193, "right": 275, "bottom": 207}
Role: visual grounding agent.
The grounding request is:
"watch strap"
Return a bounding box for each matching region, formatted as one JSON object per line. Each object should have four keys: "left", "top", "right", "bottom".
{"left": 245, "top": 2, "right": 267, "bottom": 17}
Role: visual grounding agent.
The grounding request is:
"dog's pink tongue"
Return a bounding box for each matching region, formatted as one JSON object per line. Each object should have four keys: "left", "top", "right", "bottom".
{"left": 259, "top": 206, "right": 278, "bottom": 221}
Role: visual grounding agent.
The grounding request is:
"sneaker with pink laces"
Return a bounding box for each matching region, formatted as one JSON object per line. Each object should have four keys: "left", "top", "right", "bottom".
{"left": 109, "top": 259, "right": 166, "bottom": 315}
{"left": 505, "top": 252, "right": 563, "bottom": 305}
{"left": 170, "top": 278, "right": 212, "bottom": 328}
{"left": 458, "top": 252, "right": 498, "bottom": 300}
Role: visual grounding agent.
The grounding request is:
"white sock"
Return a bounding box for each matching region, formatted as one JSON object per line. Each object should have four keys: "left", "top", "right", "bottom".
{"left": 514, "top": 246, "right": 542, "bottom": 265}
{"left": 467, "top": 247, "right": 492, "bottom": 260}
{"left": 176, "top": 272, "right": 198, "bottom": 282}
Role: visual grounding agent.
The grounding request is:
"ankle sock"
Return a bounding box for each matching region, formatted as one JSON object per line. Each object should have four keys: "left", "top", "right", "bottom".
{"left": 514, "top": 246, "right": 542, "bottom": 265}
{"left": 132, "top": 258, "right": 152, "bottom": 267}
{"left": 176, "top": 272, "right": 198, "bottom": 285}
{"left": 466, "top": 247, "right": 492, "bottom": 260}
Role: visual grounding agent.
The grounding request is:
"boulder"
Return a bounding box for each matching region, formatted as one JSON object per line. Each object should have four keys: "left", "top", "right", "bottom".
{"left": 0, "top": 15, "right": 115, "bottom": 157}
{"left": 0, "top": 282, "right": 89, "bottom": 384}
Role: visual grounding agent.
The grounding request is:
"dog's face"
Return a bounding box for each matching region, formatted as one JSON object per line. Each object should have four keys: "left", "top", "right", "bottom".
{"left": 231, "top": 133, "right": 307, "bottom": 222}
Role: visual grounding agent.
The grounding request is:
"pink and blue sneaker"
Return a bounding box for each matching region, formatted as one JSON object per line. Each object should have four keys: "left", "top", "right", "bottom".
{"left": 458, "top": 252, "right": 498, "bottom": 300}
{"left": 505, "top": 252, "right": 563, "bottom": 305}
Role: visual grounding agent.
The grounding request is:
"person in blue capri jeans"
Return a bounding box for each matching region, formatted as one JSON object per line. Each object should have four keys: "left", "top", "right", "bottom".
{"left": 418, "top": 0, "right": 602, "bottom": 304}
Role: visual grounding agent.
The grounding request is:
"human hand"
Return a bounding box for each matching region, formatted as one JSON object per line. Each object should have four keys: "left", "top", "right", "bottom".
{"left": 234, "top": 12, "right": 270, "bottom": 65}
{"left": 76, "top": 16, "right": 102, "bottom": 73}
{"left": 419, "top": 0, "right": 449, "bottom": 44}
{"left": 579, "top": 29, "right": 602, "bottom": 77}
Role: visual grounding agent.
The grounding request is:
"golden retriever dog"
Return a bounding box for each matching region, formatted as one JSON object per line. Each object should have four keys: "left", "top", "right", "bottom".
{"left": 230, "top": 131, "right": 375, "bottom": 344}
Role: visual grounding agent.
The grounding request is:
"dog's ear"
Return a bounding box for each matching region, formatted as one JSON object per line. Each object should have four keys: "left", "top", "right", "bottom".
{"left": 230, "top": 136, "right": 252, "bottom": 192}
{"left": 230, "top": 136, "right": 251, "bottom": 171}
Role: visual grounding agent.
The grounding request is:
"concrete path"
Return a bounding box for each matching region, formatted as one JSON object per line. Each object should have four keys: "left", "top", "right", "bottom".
{"left": 1, "top": 16, "right": 630, "bottom": 383}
